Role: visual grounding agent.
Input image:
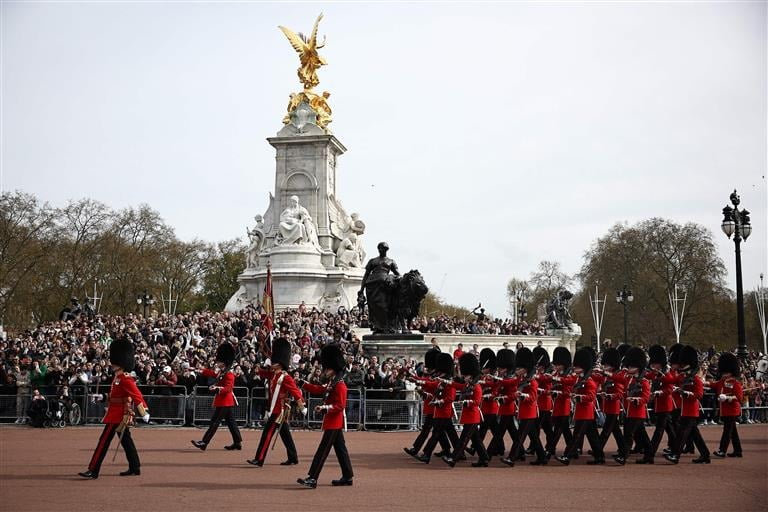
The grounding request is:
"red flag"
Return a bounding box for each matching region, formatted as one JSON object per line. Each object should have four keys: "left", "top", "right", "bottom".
{"left": 261, "top": 263, "right": 274, "bottom": 354}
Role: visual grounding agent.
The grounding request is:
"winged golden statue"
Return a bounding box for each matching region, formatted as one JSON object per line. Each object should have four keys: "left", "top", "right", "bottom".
{"left": 279, "top": 13, "right": 327, "bottom": 90}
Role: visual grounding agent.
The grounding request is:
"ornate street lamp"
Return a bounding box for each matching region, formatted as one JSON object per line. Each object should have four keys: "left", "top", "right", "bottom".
{"left": 137, "top": 290, "right": 155, "bottom": 318}
{"left": 721, "top": 189, "right": 752, "bottom": 360}
{"left": 616, "top": 285, "right": 633, "bottom": 345}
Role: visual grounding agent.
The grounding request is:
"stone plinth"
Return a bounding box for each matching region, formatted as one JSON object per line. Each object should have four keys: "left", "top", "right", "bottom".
{"left": 361, "top": 333, "right": 428, "bottom": 361}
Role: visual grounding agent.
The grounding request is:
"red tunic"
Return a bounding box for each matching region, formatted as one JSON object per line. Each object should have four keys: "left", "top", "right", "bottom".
{"left": 675, "top": 373, "right": 703, "bottom": 418}
{"left": 572, "top": 376, "right": 597, "bottom": 421}
{"left": 517, "top": 377, "right": 539, "bottom": 420}
{"left": 645, "top": 369, "right": 676, "bottom": 414}
{"left": 432, "top": 381, "right": 456, "bottom": 420}
{"left": 452, "top": 382, "right": 482, "bottom": 425}
{"left": 103, "top": 374, "right": 147, "bottom": 424}
{"left": 304, "top": 380, "right": 347, "bottom": 430}
{"left": 536, "top": 372, "right": 553, "bottom": 412}
{"left": 479, "top": 376, "right": 500, "bottom": 415}
{"left": 624, "top": 375, "right": 650, "bottom": 419}
{"left": 497, "top": 376, "right": 519, "bottom": 416}
{"left": 201, "top": 368, "right": 236, "bottom": 407}
{"left": 552, "top": 374, "right": 577, "bottom": 417}
{"left": 593, "top": 370, "right": 627, "bottom": 416}
{"left": 709, "top": 378, "right": 743, "bottom": 417}
{"left": 669, "top": 369, "right": 682, "bottom": 409}
{"left": 416, "top": 377, "right": 438, "bottom": 416}
{"left": 259, "top": 369, "right": 304, "bottom": 416}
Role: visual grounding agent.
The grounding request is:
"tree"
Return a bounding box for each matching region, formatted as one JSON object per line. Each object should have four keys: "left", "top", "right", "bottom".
{"left": 197, "top": 239, "right": 246, "bottom": 311}
{"left": 506, "top": 277, "right": 530, "bottom": 317}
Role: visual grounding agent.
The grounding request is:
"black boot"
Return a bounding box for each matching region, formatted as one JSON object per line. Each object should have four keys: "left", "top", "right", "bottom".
{"left": 441, "top": 455, "right": 456, "bottom": 467}
{"left": 692, "top": 456, "right": 711, "bottom": 464}
{"left": 555, "top": 455, "right": 570, "bottom": 466}
{"left": 404, "top": 447, "right": 417, "bottom": 457}
{"left": 416, "top": 454, "right": 430, "bottom": 464}
{"left": 297, "top": 477, "right": 317, "bottom": 488}
{"left": 727, "top": 452, "right": 743, "bottom": 458}
{"left": 191, "top": 440, "right": 207, "bottom": 451}
{"left": 280, "top": 459, "right": 299, "bottom": 466}
{"left": 500, "top": 457, "right": 515, "bottom": 467}
{"left": 78, "top": 470, "right": 98, "bottom": 479}
{"left": 119, "top": 469, "right": 141, "bottom": 476}
{"left": 224, "top": 443, "right": 242, "bottom": 451}
{"left": 331, "top": 477, "right": 353, "bottom": 486}
{"left": 612, "top": 455, "right": 626, "bottom": 465}
{"left": 587, "top": 458, "right": 605, "bottom": 465}
{"left": 246, "top": 458, "right": 263, "bottom": 467}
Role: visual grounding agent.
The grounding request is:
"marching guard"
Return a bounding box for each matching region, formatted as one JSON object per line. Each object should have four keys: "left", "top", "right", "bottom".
{"left": 618, "top": 347, "right": 654, "bottom": 464}
{"left": 545, "top": 347, "right": 576, "bottom": 459}
{"left": 646, "top": 344, "right": 677, "bottom": 456}
{"left": 476, "top": 348, "right": 501, "bottom": 451}
{"left": 191, "top": 342, "right": 243, "bottom": 451}
{"left": 708, "top": 352, "right": 743, "bottom": 458}
{"left": 79, "top": 338, "right": 149, "bottom": 479}
{"left": 486, "top": 348, "right": 517, "bottom": 457}
{"left": 529, "top": 347, "right": 554, "bottom": 455}
{"left": 298, "top": 344, "right": 354, "bottom": 488}
{"left": 593, "top": 348, "right": 627, "bottom": 457}
{"left": 248, "top": 338, "right": 307, "bottom": 467}
{"left": 417, "top": 352, "right": 461, "bottom": 463}
{"left": 404, "top": 348, "right": 451, "bottom": 458}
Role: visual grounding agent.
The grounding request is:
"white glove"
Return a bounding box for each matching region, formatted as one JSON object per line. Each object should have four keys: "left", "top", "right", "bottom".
{"left": 300, "top": 407, "right": 308, "bottom": 416}
{"left": 142, "top": 413, "right": 150, "bottom": 422}
{"left": 653, "top": 390, "right": 663, "bottom": 396}
{"left": 718, "top": 393, "right": 727, "bottom": 402}
{"left": 683, "top": 391, "right": 693, "bottom": 397}
{"left": 519, "top": 393, "right": 529, "bottom": 399}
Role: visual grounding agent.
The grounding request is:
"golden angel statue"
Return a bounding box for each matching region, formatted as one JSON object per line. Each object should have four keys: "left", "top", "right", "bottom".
{"left": 279, "top": 13, "right": 327, "bottom": 90}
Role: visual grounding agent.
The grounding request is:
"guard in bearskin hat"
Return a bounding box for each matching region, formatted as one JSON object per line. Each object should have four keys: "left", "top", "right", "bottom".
{"left": 592, "top": 348, "right": 628, "bottom": 461}
{"left": 617, "top": 347, "right": 654, "bottom": 464}
{"left": 248, "top": 338, "right": 307, "bottom": 467}
{"left": 528, "top": 347, "right": 554, "bottom": 456}
{"left": 501, "top": 347, "right": 547, "bottom": 466}
{"left": 79, "top": 338, "right": 149, "bottom": 479}
{"left": 404, "top": 349, "right": 451, "bottom": 458}
{"left": 298, "top": 344, "right": 354, "bottom": 488}
{"left": 475, "top": 348, "right": 502, "bottom": 453}
{"left": 645, "top": 345, "right": 677, "bottom": 456}
{"left": 545, "top": 347, "right": 577, "bottom": 458}
{"left": 706, "top": 352, "right": 743, "bottom": 458}
{"left": 664, "top": 346, "right": 711, "bottom": 464}
{"left": 191, "top": 342, "right": 243, "bottom": 452}
{"left": 441, "top": 354, "right": 490, "bottom": 467}
{"left": 556, "top": 348, "right": 605, "bottom": 465}
{"left": 487, "top": 349, "right": 517, "bottom": 457}
{"left": 418, "top": 352, "right": 461, "bottom": 463}
{"left": 663, "top": 343, "right": 688, "bottom": 454}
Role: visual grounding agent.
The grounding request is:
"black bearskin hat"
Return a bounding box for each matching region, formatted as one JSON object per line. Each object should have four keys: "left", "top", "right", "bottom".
{"left": 271, "top": 338, "right": 291, "bottom": 369}
{"left": 496, "top": 349, "right": 515, "bottom": 371}
{"left": 459, "top": 353, "right": 481, "bottom": 377}
{"left": 552, "top": 347, "right": 572, "bottom": 368}
{"left": 479, "top": 348, "right": 497, "bottom": 371}
{"left": 648, "top": 345, "right": 667, "bottom": 366}
{"left": 215, "top": 342, "right": 236, "bottom": 367}
{"left": 668, "top": 344, "right": 683, "bottom": 366}
{"left": 424, "top": 348, "right": 439, "bottom": 371}
{"left": 532, "top": 347, "right": 550, "bottom": 368}
{"left": 717, "top": 352, "right": 740, "bottom": 378}
{"left": 617, "top": 344, "right": 630, "bottom": 359}
{"left": 601, "top": 348, "right": 621, "bottom": 369}
{"left": 109, "top": 338, "right": 135, "bottom": 372}
{"left": 679, "top": 345, "right": 699, "bottom": 370}
{"left": 573, "top": 348, "right": 594, "bottom": 372}
{"left": 624, "top": 347, "right": 647, "bottom": 372}
{"left": 515, "top": 347, "right": 534, "bottom": 372}
{"left": 435, "top": 352, "right": 455, "bottom": 375}
{"left": 320, "top": 344, "right": 346, "bottom": 373}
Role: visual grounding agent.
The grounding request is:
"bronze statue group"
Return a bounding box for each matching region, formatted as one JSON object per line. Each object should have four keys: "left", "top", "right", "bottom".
{"left": 404, "top": 344, "right": 744, "bottom": 467}
{"left": 79, "top": 338, "right": 353, "bottom": 488}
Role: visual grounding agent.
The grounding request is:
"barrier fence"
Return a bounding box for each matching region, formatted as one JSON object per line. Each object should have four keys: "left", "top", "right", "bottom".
{"left": 1, "top": 386, "right": 767, "bottom": 430}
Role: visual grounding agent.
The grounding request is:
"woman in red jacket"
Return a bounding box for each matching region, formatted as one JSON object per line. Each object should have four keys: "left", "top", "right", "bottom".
{"left": 441, "top": 354, "right": 489, "bottom": 467}
{"left": 191, "top": 342, "right": 242, "bottom": 451}
{"left": 708, "top": 352, "right": 743, "bottom": 458}
{"left": 79, "top": 338, "right": 149, "bottom": 479}
{"left": 298, "top": 344, "right": 353, "bottom": 489}
{"left": 556, "top": 348, "right": 605, "bottom": 465}
{"left": 501, "top": 347, "right": 547, "bottom": 466}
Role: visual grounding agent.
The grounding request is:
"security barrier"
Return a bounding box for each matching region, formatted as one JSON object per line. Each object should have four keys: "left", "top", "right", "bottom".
{"left": 140, "top": 385, "right": 187, "bottom": 424}
{"left": 363, "top": 389, "right": 421, "bottom": 431}
{"left": 192, "top": 386, "right": 249, "bottom": 426}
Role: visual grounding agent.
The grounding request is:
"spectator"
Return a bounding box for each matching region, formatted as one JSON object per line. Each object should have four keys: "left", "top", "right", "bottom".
{"left": 453, "top": 343, "right": 464, "bottom": 361}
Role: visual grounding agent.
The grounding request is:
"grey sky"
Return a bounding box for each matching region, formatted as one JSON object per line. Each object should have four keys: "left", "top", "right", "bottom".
{"left": 2, "top": 1, "right": 766, "bottom": 317}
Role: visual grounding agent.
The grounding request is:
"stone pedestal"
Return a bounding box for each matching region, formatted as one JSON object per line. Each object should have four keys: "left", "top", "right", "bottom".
{"left": 361, "top": 333, "right": 428, "bottom": 361}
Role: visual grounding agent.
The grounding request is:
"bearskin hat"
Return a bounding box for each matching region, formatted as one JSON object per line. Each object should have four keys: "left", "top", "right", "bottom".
{"left": 552, "top": 347, "right": 572, "bottom": 368}
{"left": 424, "top": 348, "right": 439, "bottom": 371}
{"left": 320, "top": 344, "right": 346, "bottom": 373}
{"left": 573, "top": 348, "right": 594, "bottom": 372}
{"left": 668, "top": 344, "right": 683, "bottom": 366}
{"left": 109, "top": 338, "right": 135, "bottom": 372}
{"left": 648, "top": 345, "right": 667, "bottom": 366}
{"left": 435, "top": 352, "right": 455, "bottom": 375}
{"left": 679, "top": 345, "right": 699, "bottom": 370}
{"left": 601, "top": 348, "right": 621, "bottom": 369}
{"left": 215, "top": 342, "right": 236, "bottom": 367}
{"left": 624, "top": 347, "right": 648, "bottom": 372}
{"left": 496, "top": 349, "right": 515, "bottom": 371}
{"left": 459, "top": 353, "right": 481, "bottom": 377}
{"left": 532, "top": 346, "right": 550, "bottom": 368}
{"left": 717, "top": 352, "right": 740, "bottom": 378}
{"left": 271, "top": 338, "right": 291, "bottom": 369}
{"left": 617, "top": 344, "right": 630, "bottom": 359}
{"left": 515, "top": 347, "right": 534, "bottom": 372}
{"left": 479, "top": 348, "right": 497, "bottom": 371}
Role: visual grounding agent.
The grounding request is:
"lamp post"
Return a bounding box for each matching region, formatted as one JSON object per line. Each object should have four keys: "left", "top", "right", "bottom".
{"left": 137, "top": 290, "right": 155, "bottom": 318}
{"left": 721, "top": 189, "right": 752, "bottom": 361}
{"left": 616, "top": 284, "right": 633, "bottom": 345}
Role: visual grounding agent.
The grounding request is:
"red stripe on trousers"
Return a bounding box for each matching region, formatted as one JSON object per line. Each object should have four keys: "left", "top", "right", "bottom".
{"left": 89, "top": 423, "right": 116, "bottom": 471}
{"left": 257, "top": 422, "right": 277, "bottom": 462}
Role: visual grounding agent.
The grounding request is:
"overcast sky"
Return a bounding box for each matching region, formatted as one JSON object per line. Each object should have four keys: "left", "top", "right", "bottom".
{"left": 2, "top": 1, "right": 766, "bottom": 317}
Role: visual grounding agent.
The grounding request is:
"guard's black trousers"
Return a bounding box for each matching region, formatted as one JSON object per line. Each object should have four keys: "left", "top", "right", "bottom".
{"left": 528, "top": 411, "right": 553, "bottom": 450}
{"left": 718, "top": 416, "right": 742, "bottom": 455}
{"left": 451, "top": 423, "right": 489, "bottom": 462}
{"left": 672, "top": 417, "right": 710, "bottom": 458}
{"left": 308, "top": 429, "right": 353, "bottom": 480}
{"left": 477, "top": 413, "right": 499, "bottom": 446}
{"left": 668, "top": 409, "right": 692, "bottom": 451}
{"left": 649, "top": 411, "right": 675, "bottom": 455}
{"left": 546, "top": 415, "right": 574, "bottom": 454}
{"left": 622, "top": 418, "right": 653, "bottom": 460}
{"left": 253, "top": 413, "right": 297, "bottom": 463}
{"left": 507, "top": 418, "right": 546, "bottom": 461}
{"left": 202, "top": 406, "right": 242, "bottom": 446}
{"left": 565, "top": 420, "right": 603, "bottom": 460}
{"left": 487, "top": 414, "right": 515, "bottom": 456}
{"left": 598, "top": 413, "right": 626, "bottom": 452}
{"left": 88, "top": 423, "right": 140, "bottom": 475}
{"left": 411, "top": 414, "right": 451, "bottom": 453}
{"left": 422, "top": 417, "right": 460, "bottom": 458}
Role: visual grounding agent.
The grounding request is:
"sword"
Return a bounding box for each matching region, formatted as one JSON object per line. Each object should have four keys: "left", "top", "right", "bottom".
{"left": 270, "top": 401, "right": 291, "bottom": 451}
